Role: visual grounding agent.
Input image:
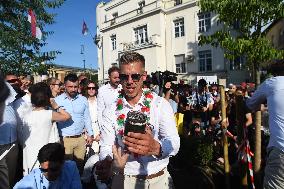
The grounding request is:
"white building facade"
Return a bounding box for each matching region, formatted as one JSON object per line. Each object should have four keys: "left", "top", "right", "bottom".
{"left": 95, "top": 0, "right": 250, "bottom": 85}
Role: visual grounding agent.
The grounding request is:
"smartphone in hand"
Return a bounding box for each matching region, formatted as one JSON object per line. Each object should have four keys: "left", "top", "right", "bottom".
{"left": 124, "top": 111, "right": 147, "bottom": 136}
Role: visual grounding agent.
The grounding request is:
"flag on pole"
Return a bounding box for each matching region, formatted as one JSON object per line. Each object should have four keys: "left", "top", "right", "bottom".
{"left": 82, "top": 21, "right": 88, "bottom": 35}
{"left": 28, "top": 9, "right": 42, "bottom": 40}
{"left": 36, "top": 27, "right": 42, "bottom": 40}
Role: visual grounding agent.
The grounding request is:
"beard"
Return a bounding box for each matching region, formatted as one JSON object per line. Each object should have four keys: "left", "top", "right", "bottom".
{"left": 68, "top": 91, "right": 77, "bottom": 98}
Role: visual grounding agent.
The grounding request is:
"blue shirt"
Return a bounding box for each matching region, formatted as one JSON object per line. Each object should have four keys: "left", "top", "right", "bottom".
{"left": 0, "top": 104, "right": 17, "bottom": 144}
{"left": 55, "top": 93, "right": 93, "bottom": 136}
{"left": 246, "top": 76, "right": 284, "bottom": 152}
{"left": 13, "top": 160, "right": 82, "bottom": 189}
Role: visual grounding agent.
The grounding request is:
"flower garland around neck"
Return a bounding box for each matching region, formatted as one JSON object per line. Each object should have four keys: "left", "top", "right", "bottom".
{"left": 116, "top": 89, "right": 153, "bottom": 138}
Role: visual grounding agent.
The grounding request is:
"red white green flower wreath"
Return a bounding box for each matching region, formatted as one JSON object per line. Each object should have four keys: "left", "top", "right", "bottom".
{"left": 115, "top": 89, "right": 153, "bottom": 141}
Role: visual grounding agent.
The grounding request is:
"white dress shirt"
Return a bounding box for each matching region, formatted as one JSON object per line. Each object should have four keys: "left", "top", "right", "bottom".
{"left": 88, "top": 98, "right": 100, "bottom": 153}
{"left": 246, "top": 76, "right": 284, "bottom": 152}
{"left": 97, "top": 83, "right": 121, "bottom": 128}
{"left": 99, "top": 92, "right": 180, "bottom": 176}
{"left": 13, "top": 94, "right": 32, "bottom": 146}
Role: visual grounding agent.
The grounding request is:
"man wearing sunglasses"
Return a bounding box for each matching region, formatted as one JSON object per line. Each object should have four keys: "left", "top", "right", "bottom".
{"left": 5, "top": 73, "right": 25, "bottom": 99}
{"left": 97, "top": 66, "right": 121, "bottom": 128}
{"left": 97, "top": 52, "right": 180, "bottom": 189}
{"left": 14, "top": 143, "right": 82, "bottom": 189}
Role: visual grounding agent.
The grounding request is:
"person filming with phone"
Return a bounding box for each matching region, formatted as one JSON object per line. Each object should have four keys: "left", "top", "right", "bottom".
{"left": 190, "top": 79, "right": 214, "bottom": 135}
{"left": 96, "top": 52, "right": 180, "bottom": 189}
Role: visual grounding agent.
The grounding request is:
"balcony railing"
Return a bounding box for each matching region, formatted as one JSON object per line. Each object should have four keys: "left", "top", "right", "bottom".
{"left": 103, "top": 1, "right": 160, "bottom": 29}
{"left": 121, "top": 37, "right": 156, "bottom": 51}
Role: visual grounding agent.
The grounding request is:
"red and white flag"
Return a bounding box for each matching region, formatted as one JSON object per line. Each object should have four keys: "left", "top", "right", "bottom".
{"left": 82, "top": 21, "right": 88, "bottom": 35}
{"left": 28, "top": 9, "right": 42, "bottom": 40}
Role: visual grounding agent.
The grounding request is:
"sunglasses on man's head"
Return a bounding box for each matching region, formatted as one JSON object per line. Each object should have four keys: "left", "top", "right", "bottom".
{"left": 119, "top": 73, "right": 142, "bottom": 82}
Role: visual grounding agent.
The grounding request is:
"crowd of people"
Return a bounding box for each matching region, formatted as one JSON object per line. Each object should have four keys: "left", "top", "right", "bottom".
{"left": 0, "top": 51, "right": 282, "bottom": 189}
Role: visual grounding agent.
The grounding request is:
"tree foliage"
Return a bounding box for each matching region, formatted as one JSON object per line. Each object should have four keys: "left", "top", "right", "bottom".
{"left": 0, "top": 0, "right": 64, "bottom": 75}
{"left": 198, "top": 0, "right": 284, "bottom": 74}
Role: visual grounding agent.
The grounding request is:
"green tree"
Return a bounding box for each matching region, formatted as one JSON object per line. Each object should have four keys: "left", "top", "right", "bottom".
{"left": 198, "top": 0, "right": 284, "bottom": 187}
{"left": 0, "top": 0, "right": 64, "bottom": 75}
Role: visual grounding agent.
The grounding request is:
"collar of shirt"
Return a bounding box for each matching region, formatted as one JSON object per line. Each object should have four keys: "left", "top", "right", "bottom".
{"left": 62, "top": 93, "right": 79, "bottom": 100}
{"left": 121, "top": 92, "right": 145, "bottom": 110}
{"left": 106, "top": 83, "right": 122, "bottom": 91}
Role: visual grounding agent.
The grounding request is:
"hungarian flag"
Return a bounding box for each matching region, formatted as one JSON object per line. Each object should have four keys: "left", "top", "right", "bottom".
{"left": 28, "top": 9, "right": 42, "bottom": 40}
{"left": 82, "top": 21, "right": 88, "bottom": 35}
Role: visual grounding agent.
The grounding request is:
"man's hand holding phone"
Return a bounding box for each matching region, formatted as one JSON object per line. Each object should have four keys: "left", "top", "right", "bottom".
{"left": 123, "top": 127, "right": 161, "bottom": 157}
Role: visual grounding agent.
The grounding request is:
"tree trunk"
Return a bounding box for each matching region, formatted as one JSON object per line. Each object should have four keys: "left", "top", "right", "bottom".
{"left": 254, "top": 68, "right": 262, "bottom": 188}
{"left": 220, "top": 86, "right": 230, "bottom": 189}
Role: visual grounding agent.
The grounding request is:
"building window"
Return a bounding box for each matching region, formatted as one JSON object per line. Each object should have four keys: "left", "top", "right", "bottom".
{"left": 134, "top": 25, "right": 148, "bottom": 45}
{"left": 199, "top": 50, "right": 212, "bottom": 72}
{"left": 230, "top": 56, "right": 244, "bottom": 70}
{"left": 174, "top": 0, "right": 182, "bottom": 6}
{"left": 198, "top": 12, "right": 211, "bottom": 32}
{"left": 174, "top": 18, "right": 185, "bottom": 38}
{"left": 175, "top": 54, "right": 186, "bottom": 73}
{"left": 137, "top": 0, "right": 145, "bottom": 14}
{"left": 110, "top": 35, "right": 116, "bottom": 50}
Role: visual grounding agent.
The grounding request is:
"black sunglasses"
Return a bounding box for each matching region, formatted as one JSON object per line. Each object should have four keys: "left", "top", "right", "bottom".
{"left": 52, "top": 83, "right": 62, "bottom": 87}
{"left": 87, "top": 87, "right": 96, "bottom": 90}
{"left": 6, "top": 79, "right": 19, "bottom": 83}
{"left": 119, "top": 73, "right": 142, "bottom": 82}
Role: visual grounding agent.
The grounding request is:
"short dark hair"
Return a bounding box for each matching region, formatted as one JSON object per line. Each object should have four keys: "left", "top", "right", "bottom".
{"left": 108, "top": 67, "right": 120, "bottom": 76}
{"left": 0, "top": 73, "right": 9, "bottom": 103}
{"left": 64, "top": 73, "right": 78, "bottom": 83}
{"left": 38, "top": 143, "right": 65, "bottom": 164}
{"left": 30, "top": 82, "right": 52, "bottom": 108}
{"left": 269, "top": 62, "right": 284, "bottom": 76}
{"left": 119, "top": 51, "right": 145, "bottom": 68}
{"left": 198, "top": 79, "right": 207, "bottom": 88}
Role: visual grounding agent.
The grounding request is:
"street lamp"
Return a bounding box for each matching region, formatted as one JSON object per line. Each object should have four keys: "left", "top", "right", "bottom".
{"left": 80, "top": 44, "right": 86, "bottom": 71}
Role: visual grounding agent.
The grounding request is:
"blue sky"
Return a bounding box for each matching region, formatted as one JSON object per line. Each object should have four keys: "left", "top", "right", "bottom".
{"left": 42, "top": 0, "right": 110, "bottom": 70}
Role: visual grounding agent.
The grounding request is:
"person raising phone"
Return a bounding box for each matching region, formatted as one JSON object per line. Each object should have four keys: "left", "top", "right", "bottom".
{"left": 96, "top": 52, "right": 180, "bottom": 189}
